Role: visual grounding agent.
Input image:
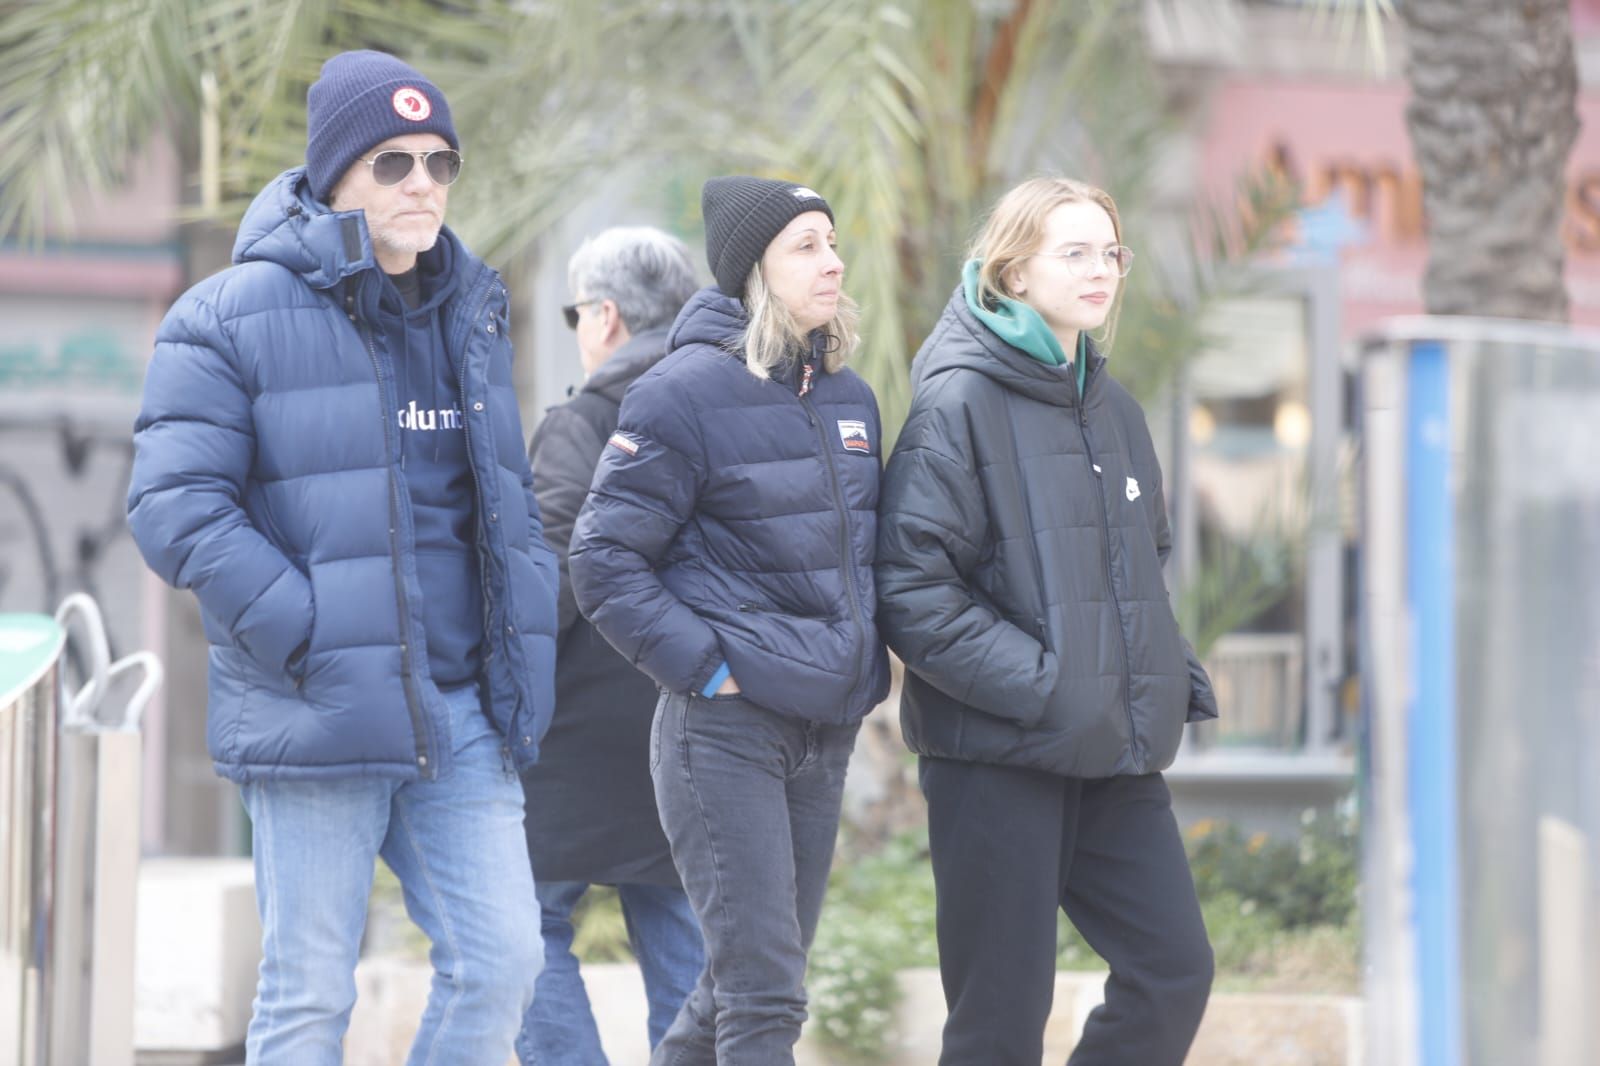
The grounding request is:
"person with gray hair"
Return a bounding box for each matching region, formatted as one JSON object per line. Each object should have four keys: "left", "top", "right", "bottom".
{"left": 516, "top": 225, "right": 703, "bottom": 1064}
{"left": 564, "top": 225, "right": 701, "bottom": 373}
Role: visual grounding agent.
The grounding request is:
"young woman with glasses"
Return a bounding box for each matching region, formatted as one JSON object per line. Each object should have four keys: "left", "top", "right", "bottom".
{"left": 876, "top": 176, "right": 1219, "bottom": 1066}
{"left": 569, "top": 176, "right": 889, "bottom": 1065}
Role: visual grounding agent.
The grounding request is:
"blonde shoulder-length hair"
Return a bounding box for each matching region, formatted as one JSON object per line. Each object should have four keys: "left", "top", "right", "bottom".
{"left": 735, "top": 263, "right": 861, "bottom": 380}
{"left": 969, "top": 176, "right": 1128, "bottom": 351}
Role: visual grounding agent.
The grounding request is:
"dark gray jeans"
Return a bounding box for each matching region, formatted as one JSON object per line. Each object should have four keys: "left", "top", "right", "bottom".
{"left": 647, "top": 690, "right": 859, "bottom": 1066}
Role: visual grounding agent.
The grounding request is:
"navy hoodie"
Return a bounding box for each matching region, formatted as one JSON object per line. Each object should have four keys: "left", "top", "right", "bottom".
{"left": 374, "top": 239, "right": 482, "bottom": 688}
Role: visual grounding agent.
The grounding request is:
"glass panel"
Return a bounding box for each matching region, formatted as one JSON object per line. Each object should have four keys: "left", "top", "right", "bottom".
{"left": 1449, "top": 332, "right": 1600, "bottom": 1066}
{"left": 1185, "top": 296, "right": 1311, "bottom": 752}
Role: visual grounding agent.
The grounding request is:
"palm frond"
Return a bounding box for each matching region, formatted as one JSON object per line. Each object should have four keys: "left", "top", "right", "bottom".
{"left": 0, "top": 0, "right": 194, "bottom": 240}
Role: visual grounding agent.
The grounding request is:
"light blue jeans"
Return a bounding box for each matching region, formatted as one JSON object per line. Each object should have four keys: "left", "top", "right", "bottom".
{"left": 515, "top": 880, "right": 704, "bottom": 1064}
{"left": 240, "top": 684, "right": 542, "bottom": 1065}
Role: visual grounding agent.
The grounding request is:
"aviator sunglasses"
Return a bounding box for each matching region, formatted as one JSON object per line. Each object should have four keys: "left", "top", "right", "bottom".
{"left": 360, "top": 148, "right": 464, "bottom": 187}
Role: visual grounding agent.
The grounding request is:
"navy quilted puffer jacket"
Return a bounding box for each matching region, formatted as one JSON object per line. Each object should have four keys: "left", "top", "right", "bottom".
{"left": 568, "top": 288, "right": 889, "bottom": 724}
{"left": 127, "top": 168, "right": 558, "bottom": 783}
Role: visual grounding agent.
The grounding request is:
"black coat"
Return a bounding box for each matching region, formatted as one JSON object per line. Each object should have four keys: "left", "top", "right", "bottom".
{"left": 521, "top": 328, "right": 678, "bottom": 885}
{"left": 876, "top": 288, "right": 1218, "bottom": 779}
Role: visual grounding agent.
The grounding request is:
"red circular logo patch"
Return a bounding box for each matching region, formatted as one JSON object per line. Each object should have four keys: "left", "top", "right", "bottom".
{"left": 392, "top": 87, "right": 431, "bottom": 121}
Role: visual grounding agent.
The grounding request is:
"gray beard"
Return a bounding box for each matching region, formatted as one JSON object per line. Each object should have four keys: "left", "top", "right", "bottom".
{"left": 371, "top": 222, "right": 441, "bottom": 257}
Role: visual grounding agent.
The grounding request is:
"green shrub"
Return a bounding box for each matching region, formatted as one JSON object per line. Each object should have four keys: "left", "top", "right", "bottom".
{"left": 569, "top": 885, "right": 635, "bottom": 963}
{"left": 1185, "top": 807, "right": 1359, "bottom": 931}
{"left": 807, "top": 832, "right": 939, "bottom": 1061}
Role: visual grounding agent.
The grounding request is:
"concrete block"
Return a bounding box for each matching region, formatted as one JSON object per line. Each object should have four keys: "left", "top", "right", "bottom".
{"left": 1188, "top": 992, "right": 1357, "bottom": 1066}
{"left": 134, "top": 858, "right": 260, "bottom": 1052}
{"left": 344, "top": 958, "right": 1365, "bottom": 1066}
{"left": 349, "top": 957, "right": 657, "bottom": 1064}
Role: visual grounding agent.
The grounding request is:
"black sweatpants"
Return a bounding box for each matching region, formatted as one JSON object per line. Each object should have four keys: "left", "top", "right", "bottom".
{"left": 920, "top": 758, "right": 1213, "bottom": 1065}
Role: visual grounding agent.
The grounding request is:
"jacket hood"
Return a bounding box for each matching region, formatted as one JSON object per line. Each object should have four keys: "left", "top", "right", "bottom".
{"left": 232, "top": 168, "right": 372, "bottom": 288}
{"left": 584, "top": 326, "right": 671, "bottom": 403}
{"left": 665, "top": 286, "right": 830, "bottom": 393}
{"left": 960, "top": 258, "right": 1070, "bottom": 368}
{"left": 961, "top": 258, "right": 1086, "bottom": 398}
{"left": 232, "top": 167, "right": 482, "bottom": 298}
{"left": 912, "top": 284, "right": 1105, "bottom": 408}
{"left": 666, "top": 286, "right": 748, "bottom": 354}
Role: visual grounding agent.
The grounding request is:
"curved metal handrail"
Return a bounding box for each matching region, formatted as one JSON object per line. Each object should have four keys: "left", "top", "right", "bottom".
{"left": 53, "top": 593, "right": 110, "bottom": 728}
{"left": 51, "top": 593, "right": 161, "bottom": 731}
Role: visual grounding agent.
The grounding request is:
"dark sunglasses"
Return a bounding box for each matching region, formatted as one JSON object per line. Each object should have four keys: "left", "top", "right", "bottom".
{"left": 562, "top": 299, "right": 600, "bottom": 329}
{"left": 360, "top": 148, "right": 464, "bottom": 187}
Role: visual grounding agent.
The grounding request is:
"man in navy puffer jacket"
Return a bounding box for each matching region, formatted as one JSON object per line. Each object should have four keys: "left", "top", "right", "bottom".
{"left": 126, "top": 51, "right": 555, "bottom": 1065}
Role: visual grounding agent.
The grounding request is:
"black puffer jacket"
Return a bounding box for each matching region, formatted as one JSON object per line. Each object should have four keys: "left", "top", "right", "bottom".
{"left": 520, "top": 328, "right": 678, "bottom": 886}
{"left": 876, "top": 288, "right": 1217, "bottom": 778}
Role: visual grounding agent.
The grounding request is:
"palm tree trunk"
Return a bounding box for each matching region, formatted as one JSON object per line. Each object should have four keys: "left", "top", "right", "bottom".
{"left": 1402, "top": 0, "right": 1579, "bottom": 321}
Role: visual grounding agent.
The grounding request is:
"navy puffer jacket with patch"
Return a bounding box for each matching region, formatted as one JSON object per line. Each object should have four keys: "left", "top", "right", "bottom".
{"left": 568, "top": 288, "right": 889, "bottom": 724}
{"left": 127, "top": 168, "right": 558, "bottom": 783}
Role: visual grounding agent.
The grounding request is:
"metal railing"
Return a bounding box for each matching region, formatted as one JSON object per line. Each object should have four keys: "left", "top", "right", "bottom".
{"left": 0, "top": 594, "right": 160, "bottom": 1066}
{"left": 1, "top": 612, "right": 64, "bottom": 1066}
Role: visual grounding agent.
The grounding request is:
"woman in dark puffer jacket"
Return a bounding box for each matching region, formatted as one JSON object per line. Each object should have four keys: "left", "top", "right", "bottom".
{"left": 570, "top": 176, "right": 888, "bottom": 1066}
{"left": 876, "top": 177, "right": 1219, "bottom": 1066}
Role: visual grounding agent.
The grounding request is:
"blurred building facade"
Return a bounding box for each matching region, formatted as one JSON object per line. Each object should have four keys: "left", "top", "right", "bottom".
{"left": 0, "top": 140, "right": 215, "bottom": 853}
{"left": 1150, "top": 0, "right": 1600, "bottom": 834}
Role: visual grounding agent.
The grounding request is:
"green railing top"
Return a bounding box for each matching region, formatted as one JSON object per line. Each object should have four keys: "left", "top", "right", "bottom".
{"left": 0, "top": 614, "right": 64, "bottom": 709}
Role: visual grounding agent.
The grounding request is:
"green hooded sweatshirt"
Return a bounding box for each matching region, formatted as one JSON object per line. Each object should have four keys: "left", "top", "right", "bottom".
{"left": 962, "top": 258, "right": 1087, "bottom": 399}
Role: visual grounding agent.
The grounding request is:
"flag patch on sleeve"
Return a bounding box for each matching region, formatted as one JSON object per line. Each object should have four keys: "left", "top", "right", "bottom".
{"left": 837, "top": 419, "right": 871, "bottom": 453}
{"left": 607, "top": 432, "right": 641, "bottom": 456}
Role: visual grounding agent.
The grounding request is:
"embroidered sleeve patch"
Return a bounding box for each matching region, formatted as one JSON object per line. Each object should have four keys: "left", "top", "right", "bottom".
{"left": 837, "top": 419, "right": 871, "bottom": 453}
{"left": 607, "top": 432, "right": 641, "bottom": 456}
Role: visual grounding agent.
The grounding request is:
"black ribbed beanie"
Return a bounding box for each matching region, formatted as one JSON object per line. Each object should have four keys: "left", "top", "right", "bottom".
{"left": 701, "top": 176, "right": 833, "bottom": 298}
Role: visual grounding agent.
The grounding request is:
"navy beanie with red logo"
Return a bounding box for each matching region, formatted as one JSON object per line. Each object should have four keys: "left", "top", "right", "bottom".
{"left": 305, "top": 50, "right": 459, "bottom": 203}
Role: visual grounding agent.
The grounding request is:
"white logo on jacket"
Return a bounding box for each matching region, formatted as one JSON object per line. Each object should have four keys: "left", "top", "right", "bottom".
{"left": 1125, "top": 476, "right": 1140, "bottom": 502}
{"left": 607, "top": 432, "right": 640, "bottom": 456}
{"left": 396, "top": 401, "right": 462, "bottom": 431}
